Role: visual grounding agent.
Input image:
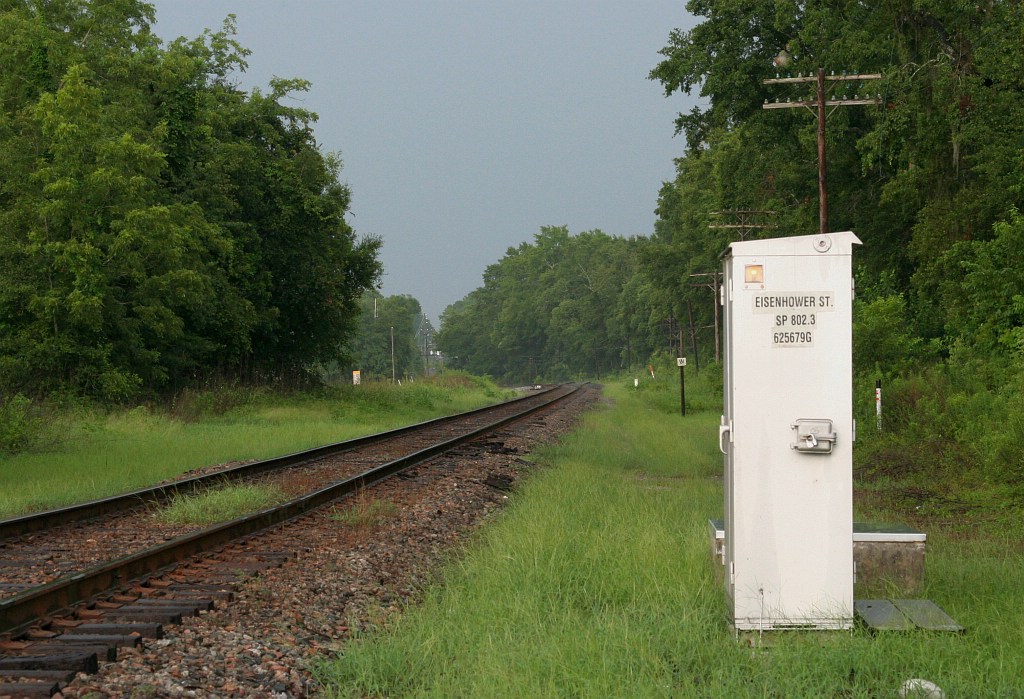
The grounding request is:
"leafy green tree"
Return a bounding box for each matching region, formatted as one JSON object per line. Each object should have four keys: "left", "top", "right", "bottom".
{"left": 649, "top": 0, "right": 1024, "bottom": 361}
{"left": 0, "top": 2, "right": 380, "bottom": 399}
{"left": 942, "top": 209, "right": 1024, "bottom": 357}
{"left": 437, "top": 294, "right": 498, "bottom": 378}
{"left": 347, "top": 292, "right": 424, "bottom": 381}
{"left": 150, "top": 25, "right": 382, "bottom": 380}
{"left": 0, "top": 8, "right": 244, "bottom": 398}
{"left": 438, "top": 227, "right": 667, "bottom": 383}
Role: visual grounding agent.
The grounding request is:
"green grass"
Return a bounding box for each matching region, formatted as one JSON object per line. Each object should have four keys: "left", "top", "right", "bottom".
{"left": 330, "top": 492, "right": 399, "bottom": 529}
{"left": 0, "top": 376, "right": 514, "bottom": 518}
{"left": 154, "top": 483, "right": 287, "bottom": 526}
{"left": 315, "top": 374, "right": 1024, "bottom": 698}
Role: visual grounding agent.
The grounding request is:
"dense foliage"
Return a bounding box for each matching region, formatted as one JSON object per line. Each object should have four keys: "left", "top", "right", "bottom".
{"left": 342, "top": 291, "right": 434, "bottom": 382}
{"left": 648, "top": 0, "right": 1024, "bottom": 362}
{"left": 0, "top": 1, "right": 381, "bottom": 401}
{"left": 437, "top": 226, "right": 668, "bottom": 384}
{"left": 647, "top": 1, "right": 1024, "bottom": 495}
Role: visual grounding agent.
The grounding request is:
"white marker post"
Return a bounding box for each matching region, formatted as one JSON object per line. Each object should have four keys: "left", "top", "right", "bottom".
{"left": 875, "top": 379, "right": 882, "bottom": 432}
{"left": 677, "top": 357, "right": 687, "bottom": 416}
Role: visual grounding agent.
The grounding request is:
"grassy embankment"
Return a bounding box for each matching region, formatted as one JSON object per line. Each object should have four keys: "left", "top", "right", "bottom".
{"left": 316, "top": 371, "right": 1024, "bottom": 698}
{"left": 0, "top": 376, "right": 513, "bottom": 518}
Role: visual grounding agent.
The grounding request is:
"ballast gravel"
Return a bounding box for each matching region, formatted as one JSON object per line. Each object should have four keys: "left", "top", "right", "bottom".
{"left": 55, "top": 386, "right": 599, "bottom": 698}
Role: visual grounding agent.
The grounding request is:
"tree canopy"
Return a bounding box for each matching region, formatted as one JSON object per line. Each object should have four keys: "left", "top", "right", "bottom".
{"left": 437, "top": 227, "right": 667, "bottom": 384}
{"left": 0, "top": 1, "right": 381, "bottom": 400}
{"left": 647, "top": 0, "right": 1024, "bottom": 370}
{"left": 344, "top": 291, "right": 429, "bottom": 382}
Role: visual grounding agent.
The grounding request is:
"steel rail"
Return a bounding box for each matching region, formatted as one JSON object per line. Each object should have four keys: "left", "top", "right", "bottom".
{"left": 0, "top": 383, "right": 583, "bottom": 636}
{"left": 0, "top": 384, "right": 565, "bottom": 542}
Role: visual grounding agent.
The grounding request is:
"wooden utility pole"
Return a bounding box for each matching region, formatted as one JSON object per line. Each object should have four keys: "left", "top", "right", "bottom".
{"left": 763, "top": 69, "right": 882, "bottom": 234}
{"left": 685, "top": 300, "right": 700, "bottom": 373}
{"left": 688, "top": 272, "right": 722, "bottom": 363}
{"left": 708, "top": 210, "right": 777, "bottom": 241}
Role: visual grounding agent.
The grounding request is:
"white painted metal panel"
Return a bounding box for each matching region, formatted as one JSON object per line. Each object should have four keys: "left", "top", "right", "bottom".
{"left": 721, "top": 232, "right": 859, "bottom": 630}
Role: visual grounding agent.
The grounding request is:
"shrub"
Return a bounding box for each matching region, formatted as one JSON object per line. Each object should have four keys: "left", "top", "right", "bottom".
{"left": 0, "top": 394, "right": 41, "bottom": 453}
{"left": 168, "top": 384, "right": 267, "bottom": 421}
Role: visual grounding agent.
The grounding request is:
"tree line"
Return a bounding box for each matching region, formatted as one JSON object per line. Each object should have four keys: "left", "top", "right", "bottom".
{"left": 437, "top": 226, "right": 672, "bottom": 383}
{"left": 341, "top": 291, "right": 437, "bottom": 383}
{"left": 645, "top": 0, "right": 1024, "bottom": 376}
{"left": 0, "top": 1, "right": 381, "bottom": 401}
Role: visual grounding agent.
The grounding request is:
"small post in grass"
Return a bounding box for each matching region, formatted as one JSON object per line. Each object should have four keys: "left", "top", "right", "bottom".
{"left": 677, "top": 357, "right": 687, "bottom": 416}
{"left": 875, "top": 378, "right": 882, "bottom": 432}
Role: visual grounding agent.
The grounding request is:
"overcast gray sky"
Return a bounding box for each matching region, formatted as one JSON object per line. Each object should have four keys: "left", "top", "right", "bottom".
{"left": 151, "top": 1, "right": 700, "bottom": 323}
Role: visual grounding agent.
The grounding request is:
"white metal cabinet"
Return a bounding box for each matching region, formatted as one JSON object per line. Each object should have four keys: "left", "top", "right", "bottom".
{"left": 720, "top": 231, "right": 860, "bottom": 630}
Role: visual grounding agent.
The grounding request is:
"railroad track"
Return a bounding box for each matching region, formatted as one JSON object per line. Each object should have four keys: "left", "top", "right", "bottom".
{"left": 0, "top": 383, "right": 586, "bottom": 697}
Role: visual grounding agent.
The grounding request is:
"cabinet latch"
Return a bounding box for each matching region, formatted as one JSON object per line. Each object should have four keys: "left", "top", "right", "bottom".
{"left": 791, "top": 419, "right": 836, "bottom": 454}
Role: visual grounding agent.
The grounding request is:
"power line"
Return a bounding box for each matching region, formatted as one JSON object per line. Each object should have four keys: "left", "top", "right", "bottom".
{"left": 708, "top": 210, "right": 778, "bottom": 241}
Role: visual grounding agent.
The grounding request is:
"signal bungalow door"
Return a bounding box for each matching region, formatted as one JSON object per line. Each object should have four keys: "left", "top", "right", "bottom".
{"left": 720, "top": 232, "right": 860, "bottom": 630}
